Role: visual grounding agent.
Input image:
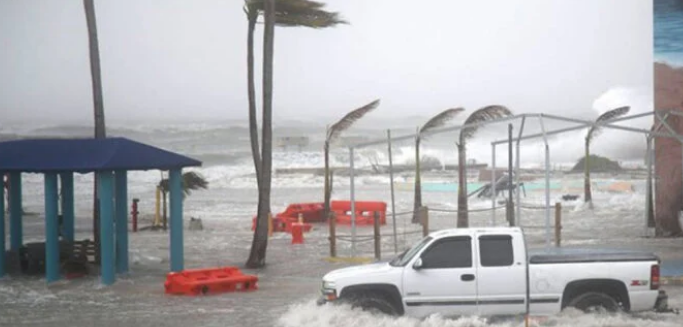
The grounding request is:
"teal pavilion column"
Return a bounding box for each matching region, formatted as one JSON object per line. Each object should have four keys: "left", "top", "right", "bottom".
{"left": 169, "top": 169, "right": 184, "bottom": 272}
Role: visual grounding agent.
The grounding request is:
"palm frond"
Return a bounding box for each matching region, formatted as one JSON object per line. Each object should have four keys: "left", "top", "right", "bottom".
{"left": 158, "top": 171, "right": 209, "bottom": 197}
{"left": 246, "top": 0, "right": 347, "bottom": 28}
{"left": 181, "top": 171, "right": 209, "bottom": 196}
{"left": 459, "top": 105, "right": 512, "bottom": 142}
{"left": 246, "top": 0, "right": 326, "bottom": 11}
{"left": 586, "top": 106, "right": 630, "bottom": 143}
{"left": 274, "top": 10, "right": 347, "bottom": 28}
{"left": 419, "top": 108, "right": 464, "bottom": 136}
{"left": 327, "top": 99, "right": 380, "bottom": 143}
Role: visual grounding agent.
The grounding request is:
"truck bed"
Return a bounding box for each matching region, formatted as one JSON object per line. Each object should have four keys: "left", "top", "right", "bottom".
{"left": 529, "top": 247, "right": 659, "bottom": 264}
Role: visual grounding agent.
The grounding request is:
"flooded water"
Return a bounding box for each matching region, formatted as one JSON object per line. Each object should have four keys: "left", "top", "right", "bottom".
{"left": 3, "top": 119, "right": 683, "bottom": 326}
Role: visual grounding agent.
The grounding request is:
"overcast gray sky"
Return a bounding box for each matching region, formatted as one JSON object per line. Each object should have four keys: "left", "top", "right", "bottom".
{"left": 0, "top": 0, "right": 653, "bottom": 124}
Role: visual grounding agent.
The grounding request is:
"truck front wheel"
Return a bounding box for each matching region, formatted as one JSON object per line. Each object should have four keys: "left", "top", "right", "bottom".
{"left": 567, "top": 292, "right": 620, "bottom": 313}
{"left": 350, "top": 293, "right": 399, "bottom": 316}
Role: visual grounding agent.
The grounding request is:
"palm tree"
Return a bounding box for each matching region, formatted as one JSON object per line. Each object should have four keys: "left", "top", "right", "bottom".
{"left": 457, "top": 105, "right": 512, "bottom": 228}
{"left": 244, "top": 0, "right": 346, "bottom": 268}
{"left": 324, "top": 100, "right": 381, "bottom": 220}
{"left": 243, "top": 0, "right": 346, "bottom": 191}
{"left": 158, "top": 172, "right": 209, "bottom": 227}
{"left": 246, "top": 0, "right": 276, "bottom": 269}
{"left": 245, "top": 2, "right": 261, "bottom": 189}
{"left": 412, "top": 108, "right": 464, "bottom": 223}
{"left": 83, "top": 0, "right": 105, "bottom": 261}
{"left": 584, "top": 106, "right": 630, "bottom": 208}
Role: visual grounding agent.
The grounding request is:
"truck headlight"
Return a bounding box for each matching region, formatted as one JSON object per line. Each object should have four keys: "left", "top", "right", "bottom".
{"left": 322, "top": 280, "right": 336, "bottom": 290}
{"left": 321, "top": 280, "right": 337, "bottom": 301}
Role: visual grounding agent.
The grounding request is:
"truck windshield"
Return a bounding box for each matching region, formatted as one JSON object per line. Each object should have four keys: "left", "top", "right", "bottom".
{"left": 389, "top": 236, "right": 433, "bottom": 267}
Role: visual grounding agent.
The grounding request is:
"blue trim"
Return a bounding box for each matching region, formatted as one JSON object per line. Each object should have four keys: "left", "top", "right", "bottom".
{"left": 0, "top": 172, "right": 5, "bottom": 277}
{"left": 115, "top": 170, "right": 128, "bottom": 274}
{"left": 169, "top": 169, "right": 183, "bottom": 272}
{"left": 9, "top": 172, "right": 22, "bottom": 251}
{"left": 44, "top": 173, "right": 60, "bottom": 283}
{"left": 98, "top": 172, "right": 115, "bottom": 285}
{"left": 60, "top": 172, "right": 75, "bottom": 242}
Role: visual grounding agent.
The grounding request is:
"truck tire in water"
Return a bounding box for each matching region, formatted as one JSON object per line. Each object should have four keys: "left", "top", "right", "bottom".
{"left": 567, "top": 292, "right": 620, "bottom": 313}
{"left": 350, "top": 293, "right": 398, "bottom": 316}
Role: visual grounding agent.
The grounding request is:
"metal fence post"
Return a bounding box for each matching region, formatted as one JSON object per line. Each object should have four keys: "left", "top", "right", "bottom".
{"left": 555, "top": 202, "right": 561, "bottom": 247}
{"left": 373, "top": 211, "right": 381, "bottom": 260}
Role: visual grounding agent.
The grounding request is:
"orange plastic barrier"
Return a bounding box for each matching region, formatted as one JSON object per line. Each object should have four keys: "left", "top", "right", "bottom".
{"left": 284, "top": 221, "right": 312, "bottom": 233}
{"left": 251, "top": 216, "right": 313, "bottom": 233}
{"left": 280, "top": 203, "right": 325, "bottom": 223}
{"left": 291, "top": 223, "right": 304, "bottom": 244}
{"left": 164, "top": 267, "right": 258, "bottom": 296}
{"left": 331, "top": 200, "right": 387, "bottom": 226}
{"left": 252, "top": 216, "right": 288, "bottom": 232}
{"left": 251, "top": 202, "right": 324, "bottom": 232}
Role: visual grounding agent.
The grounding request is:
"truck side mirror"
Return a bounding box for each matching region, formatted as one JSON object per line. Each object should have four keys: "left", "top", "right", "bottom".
{"left": 413, "top": 258, "right": 423, "bottom": 270}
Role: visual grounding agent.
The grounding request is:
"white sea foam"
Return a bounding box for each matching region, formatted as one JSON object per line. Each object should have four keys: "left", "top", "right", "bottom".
{"left": 277, "top": 300, "right": 682, "bottom": 327}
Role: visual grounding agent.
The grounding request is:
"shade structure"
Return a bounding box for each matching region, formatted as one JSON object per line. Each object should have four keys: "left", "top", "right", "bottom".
{"left": 0, "top": 137, "right": 202, "bottom": 285}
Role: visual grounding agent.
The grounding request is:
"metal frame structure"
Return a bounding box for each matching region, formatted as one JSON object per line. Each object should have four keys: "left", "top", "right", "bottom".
{"left": 345, "top": 110, "right": 683, "bottom": 256}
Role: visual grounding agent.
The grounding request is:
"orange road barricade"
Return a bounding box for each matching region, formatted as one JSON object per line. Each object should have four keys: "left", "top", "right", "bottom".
{"left": 331, "top": 200, "right": 387, "bottom": 226}
{"left": 251, "top": 203, "right": 320, "bottom": 233}
{"left": 164, "top": 267, "right": 258, "bottom": 296}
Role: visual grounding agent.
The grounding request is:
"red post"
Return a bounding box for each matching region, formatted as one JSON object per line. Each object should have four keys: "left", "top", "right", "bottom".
{"left": 291, "top": 223, "right": 304, "bottom": 244}
{"left": 131, "top": 198, "right": 139, "bottom": 232}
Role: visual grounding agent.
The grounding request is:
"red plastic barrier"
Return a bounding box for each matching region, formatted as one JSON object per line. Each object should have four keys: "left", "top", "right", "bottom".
{"left": 281, "top": 203, "right": 325, "bottom": 223}
{"left": 250, "top": 202, "right": 325, "bottom": 232}
{"left": 164, "top": 267, "right": 258, "bottom": 296}
{"left": 291, "top": 223, "right": 304, "bottom": 244}
{"left": 331, "top": 200, "right": 387, "bottom": 226}
{"left": 251, "top": 216, "right": 288, "bottom": 232}
{"left": 285, "top": 221, "right": 312, "bottom": 233}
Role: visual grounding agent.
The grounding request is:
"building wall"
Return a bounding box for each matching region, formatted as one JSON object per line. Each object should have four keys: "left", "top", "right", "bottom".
{"left": 654, "top": 64, "right": 683, "bottom": 235}
{"left": 654, "top": 0, "right": 683, "bottom": 235}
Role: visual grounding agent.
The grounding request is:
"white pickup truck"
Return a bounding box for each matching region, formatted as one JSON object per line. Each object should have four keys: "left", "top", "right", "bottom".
{"left": 318, "top": 227, "right": 671, "bottom": 317}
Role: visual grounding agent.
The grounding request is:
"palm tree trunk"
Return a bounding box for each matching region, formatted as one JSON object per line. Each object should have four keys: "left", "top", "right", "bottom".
{"left": 323, "top": 140, "right": 331, "bottom": 220}
{"left": 247, "top": 0, "right": 275, "bottom": 268}
{"left": 584, "top": 137, "right": 593, "bottom": 207}
{"left": 412, "top": 137, "right": 422, "bottom": 223}
{"left": 247, "top": 12, "right": 261, "bottom": 189}
{"left": 84, "top": 0, "right": 105, "bottom": 263}
{"left": 457, "top": 143, "right": 469, "bottom": 227}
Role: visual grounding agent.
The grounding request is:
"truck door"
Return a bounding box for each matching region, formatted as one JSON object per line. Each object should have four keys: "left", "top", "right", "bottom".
{"left": 475, "top": 233, "right": 526, "bottom": 315}
{"left": 402, "top": 236, "right": 478, "bottom": 318}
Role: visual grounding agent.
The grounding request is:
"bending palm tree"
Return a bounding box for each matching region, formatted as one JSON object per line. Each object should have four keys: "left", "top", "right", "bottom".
{"left": 244, "top": 0, "right": 346, "bottom": 269}
{"left": 244, "top": 0, "right": 346, "bottom": 189}
{"left": 324, "top": 100, "right": 381, "bottom": 220}
{"left": 457, "top": 105, "right": 512, "bottom": 228}
{"left": 83, "top": 0, "right": 105, "bottom": 261}
{"left": 158, "top": 172, "right": 209, "bottom": 226}
{"left": 412, "top": 108, "right": 464, "bottom": 223}
{"left": 584, "top": 106, "right": 630, "bottom": 207}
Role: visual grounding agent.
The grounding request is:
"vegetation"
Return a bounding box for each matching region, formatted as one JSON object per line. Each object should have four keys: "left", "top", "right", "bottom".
{"left": 158, "top": 172, "right": 209, "bottom": 226}
{"left": 456, "top": 105, "right": 512, "bottom": 228}
{"left": 244, "top": 0, "right": 346, "bottom": 268}
{"left": 572, "top": 154, "right": 622, "bottom": 173}
{"left": 413, "top": 108, "right": 464, "bottom": 223}
{"left": 324, "top": 100, "right": 380, "bottom": 221}
{"left": 583, "top": 106, "right": 630, "bottom": 207}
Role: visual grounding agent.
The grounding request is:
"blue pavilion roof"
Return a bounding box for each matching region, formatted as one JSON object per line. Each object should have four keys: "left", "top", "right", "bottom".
{"left": 0, "top": 137, "right": 202, "bottom": 173}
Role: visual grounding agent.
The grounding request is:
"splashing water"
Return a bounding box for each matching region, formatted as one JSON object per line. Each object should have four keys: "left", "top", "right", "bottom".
{"left": 277, "top": 300, "right": 683, "bottom": 327}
